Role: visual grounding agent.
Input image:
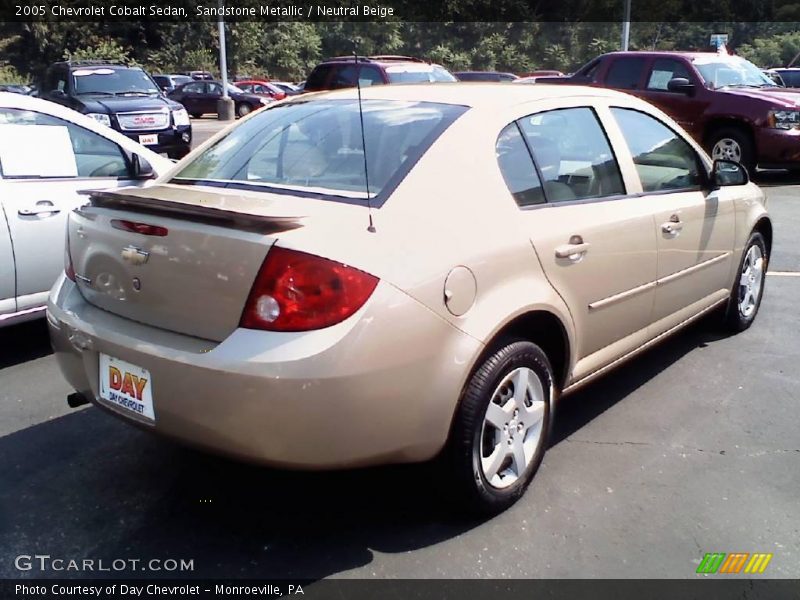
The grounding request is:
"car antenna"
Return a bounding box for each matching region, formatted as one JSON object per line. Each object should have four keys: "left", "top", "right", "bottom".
{"left": 353, "top": 41, "right": 376, "bottom": 233}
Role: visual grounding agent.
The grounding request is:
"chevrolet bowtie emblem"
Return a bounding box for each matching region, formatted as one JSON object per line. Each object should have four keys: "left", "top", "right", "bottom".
{"left": 121, "top": 246, "right": 149, "bottom": 266}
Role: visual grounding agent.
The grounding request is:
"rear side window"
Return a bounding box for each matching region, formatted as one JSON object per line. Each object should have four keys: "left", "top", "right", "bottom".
{"left": 647, "top": 59, "right": 692, "bottom": 91}
{"left": 329, "top": 65, "right": 384, "bottom": 89}
{"left": 517, "top": 107, "right": 625, "bottom": 202}
{"left": 496, "top": 123, "right": 545, "bottom": 207}
{"left": 304, "top": 65, "right": 334, "bottom": 91}
{"left": 611, "top": 107, "right": 704, "bottom": 192}
{"left": 606, "top": 57, "right": 646, "bottom": 90}
{"left": 172, "top": 99, "right": 466, "bottom": 203}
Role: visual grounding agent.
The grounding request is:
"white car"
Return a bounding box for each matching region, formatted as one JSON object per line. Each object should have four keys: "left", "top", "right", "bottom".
{"left": 0, "top": 92, "right": 173, "bottom": 327}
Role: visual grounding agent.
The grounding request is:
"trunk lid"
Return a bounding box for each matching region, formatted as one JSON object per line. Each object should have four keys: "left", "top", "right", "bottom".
{"left": 68, "top": 184, "right": 307, "bottom": 341}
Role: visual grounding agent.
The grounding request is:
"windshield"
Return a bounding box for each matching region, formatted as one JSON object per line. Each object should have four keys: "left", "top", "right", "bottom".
{"left": 72, "top": 68, "right": 161, "bottom": 95}
{"left": 386, "top": 65, "right": 457, "bottom": 84}
{"left": 693, "top": 56, "right": 778, "bottom": 89}
{"left": 172, "top": 99, "right": 466, "bottom": 200}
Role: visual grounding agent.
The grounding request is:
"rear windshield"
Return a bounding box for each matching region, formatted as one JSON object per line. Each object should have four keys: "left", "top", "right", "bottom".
{"left": 386, "top": 65, "right": 457, "bottom": 84}
{"left": 172, "top": 99, "right": 466, "bottom": 202}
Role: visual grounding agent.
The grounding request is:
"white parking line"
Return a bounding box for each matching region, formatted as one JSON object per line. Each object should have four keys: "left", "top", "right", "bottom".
{"left": 767, "top": 271, "right": 800, "bottom": 277}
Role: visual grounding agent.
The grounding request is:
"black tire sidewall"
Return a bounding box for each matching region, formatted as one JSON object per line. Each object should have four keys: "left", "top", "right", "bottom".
{"left": 726, "top": 232, "right": 768, "bottom": 330}
{"left": 452, "top": 341, "right": 553, "bottom": 514}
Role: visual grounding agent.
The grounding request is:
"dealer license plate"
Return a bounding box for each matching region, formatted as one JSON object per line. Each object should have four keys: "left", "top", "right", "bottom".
{"left": 99, "top": 354, "right": 155, "bottom": 422}
{"left": 138, "top": 134, "right": 158, "bottom": 145}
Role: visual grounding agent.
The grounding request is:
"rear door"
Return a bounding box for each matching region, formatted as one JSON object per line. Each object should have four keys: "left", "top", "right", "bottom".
{"left": 178, "top": 82, "right": 205, "bottom": 113}
{"left": 500, "top": 102, "right": 659, "bottom": 379}
{"left": 608, "top": 106, "right": 735, "bottom": 333}
{"left": 0, "top": 107, "right": 141, "bottom": 311}
{"left": 204, "top": 82, "right": 222, "bottom": 113}
{"left": 602, "top": 55, "right": 648, "bottom": 93}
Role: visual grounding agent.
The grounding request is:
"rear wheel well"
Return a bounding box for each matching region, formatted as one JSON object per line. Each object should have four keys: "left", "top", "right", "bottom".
{"left": 703, "top": 119, "right": 755, "bottom": 153}
{"left": 754, "top": 217, "right": 773, "bottom": 258}
{"left": 481, "top": 311, "right": 570, "bottom": 390}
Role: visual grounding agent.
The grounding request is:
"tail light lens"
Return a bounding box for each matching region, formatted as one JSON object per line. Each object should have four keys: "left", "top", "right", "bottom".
{"left": 240, "top": 246, "right": 379, "bottom": 332}
{"left": 65, "top": 231, "right": 75, "bottom": 282}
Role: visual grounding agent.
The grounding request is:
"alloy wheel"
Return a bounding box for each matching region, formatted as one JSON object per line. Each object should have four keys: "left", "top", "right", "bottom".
{"left": 479, "top": 367, "right": 546, "bottom": 489}
{"left": 712, "top": 138, "right": 742, "bottom": 162}
{"left": 738, "top": 244, "right": 764, "bottom": 318}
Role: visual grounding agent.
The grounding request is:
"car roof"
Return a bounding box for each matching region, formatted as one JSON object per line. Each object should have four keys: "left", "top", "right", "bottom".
{"left": 600, "top": 50, "right": 741, "bottom": 60}
{"left": 320, "top": 55, "right": 430, "bottom": 66}
{"left": 305, "top": 82, "right": 638, "bottom": 109}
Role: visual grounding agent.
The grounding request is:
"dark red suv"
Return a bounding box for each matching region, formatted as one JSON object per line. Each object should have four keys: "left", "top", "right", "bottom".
{"left": 304, "top": 56, "right": 457, "bottom": 92}
{"left": 550, "top": 51, "right": 800, "bottom": 172}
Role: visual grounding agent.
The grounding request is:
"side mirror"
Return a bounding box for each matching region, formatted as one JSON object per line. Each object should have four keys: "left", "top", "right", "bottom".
{"left": 711, "top": 159, "right": 749, "bottom": 188}
{"left": 130, "top": 154, "right": 156, "bottom": 180}
{"left": 667, "top": 77, "right": 695, "bottom": 95}
{"left": 49, "top": 89, "right": 67, "bottom": 100}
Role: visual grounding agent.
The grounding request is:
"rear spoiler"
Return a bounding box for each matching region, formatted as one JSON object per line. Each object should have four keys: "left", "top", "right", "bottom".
{"left": 83, "top": 190, "right": 305, "bottom": 235}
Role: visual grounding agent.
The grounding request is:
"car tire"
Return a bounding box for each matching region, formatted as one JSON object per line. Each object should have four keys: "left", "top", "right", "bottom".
{"left": 722, "top": 231, "right": 768, "bottom": 332}
{"left": 237, "top": 103, "right": 253, "bottom": 118}
{"left": 167, "top": 148, "right": 190, "bottom": 160}
{"left": 190, "top": 112, "right": 203, "bottom": 119}
{"left": 707, "top": 127, "right": 755, "bottom": 175}
{"left": 446, "top": 340, "right": 553, "bottom": 515}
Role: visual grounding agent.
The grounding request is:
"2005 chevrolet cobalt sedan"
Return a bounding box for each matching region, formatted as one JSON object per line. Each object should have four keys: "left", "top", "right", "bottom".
{"left": 48, "top": 84, "right": 771, "bottom": 513}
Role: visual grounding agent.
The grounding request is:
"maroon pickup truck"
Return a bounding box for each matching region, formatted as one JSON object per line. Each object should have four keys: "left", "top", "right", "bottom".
{"left": 547, "top": 51, "right": 800, "bottom": 172}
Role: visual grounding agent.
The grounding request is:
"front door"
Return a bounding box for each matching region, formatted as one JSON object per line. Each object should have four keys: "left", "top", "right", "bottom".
{"left": 637, "top": 57, "right": 708, "bottom": 140}
{"left": 609, "top": 107, "right": 736, "bottom": 332}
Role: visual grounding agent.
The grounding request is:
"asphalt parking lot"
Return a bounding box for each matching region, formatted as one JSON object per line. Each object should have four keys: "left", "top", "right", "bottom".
{"left": 1, "top": 177, "right": 798, "bottom": 580}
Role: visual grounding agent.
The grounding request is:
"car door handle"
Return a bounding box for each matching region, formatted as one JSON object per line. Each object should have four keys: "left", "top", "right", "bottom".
{"left": 661, "top": 215, "right": 683, "bottom": 236}
{"left": 18, "top": 202, "right": 61, "bottom": 217}
{"left": 555, "top": 237, "right": 591, "bottom": 260}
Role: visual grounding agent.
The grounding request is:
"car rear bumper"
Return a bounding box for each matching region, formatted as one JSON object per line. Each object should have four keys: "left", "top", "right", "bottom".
{"left": 47, "top": 276, "right": 482, "bottom": 469}
{"left": 755, "top": 127, "right": 800, "bottom": 168}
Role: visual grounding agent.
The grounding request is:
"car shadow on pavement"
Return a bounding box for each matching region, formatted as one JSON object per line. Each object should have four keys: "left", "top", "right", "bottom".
{"left": 0, "top": 405, "right": 480, "bottom": 580}
{"left": 551, "top": 315, "right": 729, "bottom": 446}
{"left": 752, "top": 169, "right": 800, "bottom": 187}
{"left": 0, "top": 316, "right": 731, "bottom": 581}
{"left": 0, "top": 319, "right": 52, "bottom": 369}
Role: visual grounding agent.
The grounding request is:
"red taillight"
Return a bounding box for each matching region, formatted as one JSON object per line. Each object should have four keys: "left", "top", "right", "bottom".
{"left": 111, "top": 219, "right": 169, "bottom": 237}
{"left": 240, "top": 247, "right": 379, "bottom": 332}
{"left": 65, "top": 232, "right": 75, "bottom": 281}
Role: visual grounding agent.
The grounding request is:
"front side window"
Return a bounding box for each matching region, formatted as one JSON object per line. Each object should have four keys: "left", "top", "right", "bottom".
{"left": 606, "top": 57, "right": 646, "bottom": 90}
{"left": 0, "top": 108, "right": 128, "bottom": 179}
{"left": 611, "top": 107, "right": 704, "bottom": 192}
{"left": 647, "top": 59, "right": 692, "bottom": 91}
{"left": 517, "top": 107, "right": 625, "bottom": 202}
{"left": 172, "top": 99, "right": 466, "bottom": 202}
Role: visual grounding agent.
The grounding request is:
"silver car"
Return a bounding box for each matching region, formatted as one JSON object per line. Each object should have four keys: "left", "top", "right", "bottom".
{"left": 0, "top": 92, "right": 172, "bottom": 327}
